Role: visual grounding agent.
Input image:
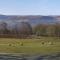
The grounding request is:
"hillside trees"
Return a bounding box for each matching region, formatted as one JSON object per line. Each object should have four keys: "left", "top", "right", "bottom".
{"left": 0, "top": 21, "right": 32, "bottom": 38}
{"left": 33, "top": 23, "right": 60, "bottom": 37}
{"left": 46, "top": 24, "right": 56, "bottom": 36}
{"left": 0, "top": 21, "right": 60, "bottom": 38}
{"left": 0, "top": 22, "right": 8, "bottom": 34}
{"left": 33, "top": 24, "right": 47, "bottom": 36}
{"left": 14, "top": 22, "right": 32, "bottom": 38}
{"left": 54, "top": 23, "right": 60, "bottom": 37}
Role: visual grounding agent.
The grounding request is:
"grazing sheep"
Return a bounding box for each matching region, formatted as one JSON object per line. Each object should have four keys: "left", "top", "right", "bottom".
{"left": 41, "top": 42, "right": 45, "bottom": 45}
{"left": 9, "top": 44, "right": 12, "bottom": 46}
{"left": 20, "top": 42, "right": 23, "bottom": 46}
{"left": 48, "top": 41, "right": 53, "bottom": 45}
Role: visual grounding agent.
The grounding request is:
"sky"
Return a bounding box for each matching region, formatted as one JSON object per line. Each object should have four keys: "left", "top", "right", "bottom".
{"left": 0, "top": 0, "right": 60, "bottom": 15}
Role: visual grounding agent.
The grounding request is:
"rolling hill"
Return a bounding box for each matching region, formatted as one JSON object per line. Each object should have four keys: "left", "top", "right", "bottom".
{"left": 0, "top": 15, "right": 60, "bottom": 26}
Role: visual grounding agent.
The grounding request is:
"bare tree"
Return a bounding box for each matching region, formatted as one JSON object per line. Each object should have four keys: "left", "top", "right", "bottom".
{"left": 15, "top": 22, "right": 32, "bottom": 38}
{"left": 0, "top": 22, "right": 8, "bottom": 34}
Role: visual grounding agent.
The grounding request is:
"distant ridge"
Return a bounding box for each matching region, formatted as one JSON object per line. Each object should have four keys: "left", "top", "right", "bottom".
{"left": 0, "top": 15, "right": 60, "bottom": 25}
{"left": 0, "top": 15, "right": 59, "bottom": 20}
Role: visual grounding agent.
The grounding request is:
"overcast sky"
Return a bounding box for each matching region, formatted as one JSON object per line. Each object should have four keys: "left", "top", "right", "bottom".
{"left": 0, "top": 0, "right": 60, "bottom": 15}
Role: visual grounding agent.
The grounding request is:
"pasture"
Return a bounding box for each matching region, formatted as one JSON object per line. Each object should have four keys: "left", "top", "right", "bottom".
{"left": 0, "top": 37, "right": 60, "bottom": 55}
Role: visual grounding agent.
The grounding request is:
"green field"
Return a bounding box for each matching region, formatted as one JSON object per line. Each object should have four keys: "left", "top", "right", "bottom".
{"left": 0, "top": 37, "right": 60, "bottom": 55}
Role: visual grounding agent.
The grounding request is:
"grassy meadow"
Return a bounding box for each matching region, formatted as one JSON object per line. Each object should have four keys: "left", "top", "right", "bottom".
{"left": 0, "top": 37, "right": 60, "bottom": 55}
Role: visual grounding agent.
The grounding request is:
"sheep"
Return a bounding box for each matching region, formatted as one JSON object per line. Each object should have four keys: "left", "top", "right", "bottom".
{"left": 48, "top": 41, "right": 53, "bottom": 45}
{"left": 9, "top": 44, "right": 12, "bottom": 46}
{"left": 20, "top": 42, "right": 23, "bottom": 46}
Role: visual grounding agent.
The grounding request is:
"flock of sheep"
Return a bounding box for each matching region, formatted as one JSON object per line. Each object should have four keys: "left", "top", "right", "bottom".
{"left": 8, "top": 41, "right": 55, "bottom": 47}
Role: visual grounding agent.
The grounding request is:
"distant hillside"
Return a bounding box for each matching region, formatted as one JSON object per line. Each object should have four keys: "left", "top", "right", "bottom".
{"left": 0, "top": 15, "right": 60, "bottom": 26}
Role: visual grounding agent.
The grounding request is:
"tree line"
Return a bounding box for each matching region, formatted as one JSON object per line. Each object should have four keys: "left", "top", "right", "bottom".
{"left": 33, "top": 23, "right": 60, "bottom": 37}
{"left": 0, "top": 21, "right": 60, "bottom": 38}
{"left": 0, "top": 22, "right": 32, "bottom": 38}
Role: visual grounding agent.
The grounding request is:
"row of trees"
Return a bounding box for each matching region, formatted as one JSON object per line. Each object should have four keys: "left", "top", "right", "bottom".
{"left": 33, "top": 23, "right": 60, "bottom": 37}
{"left": 0, "top": 22, "right": 32, "bottom": 38}
{"left": 0, "top": 21, "right": 60, "bottom": 38}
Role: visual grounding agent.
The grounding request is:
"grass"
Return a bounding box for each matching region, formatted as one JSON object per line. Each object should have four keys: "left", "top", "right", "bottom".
{"left": 0, "top": 37, "right": 59, "bottom": 55}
